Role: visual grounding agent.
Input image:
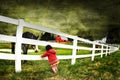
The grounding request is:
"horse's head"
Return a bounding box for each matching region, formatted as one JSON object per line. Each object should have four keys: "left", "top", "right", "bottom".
{"left": 31, "top": 45, "right": 39, "bottom": 53}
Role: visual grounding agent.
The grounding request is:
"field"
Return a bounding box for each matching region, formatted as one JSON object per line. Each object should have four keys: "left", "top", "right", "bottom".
{"left": 0, "top": 43, "right": 120, "bottom": 80}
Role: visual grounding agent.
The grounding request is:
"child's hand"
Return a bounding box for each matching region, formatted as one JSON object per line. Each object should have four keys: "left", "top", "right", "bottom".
{"left": 41, "top": 55, "right": 43, "bottom": 58}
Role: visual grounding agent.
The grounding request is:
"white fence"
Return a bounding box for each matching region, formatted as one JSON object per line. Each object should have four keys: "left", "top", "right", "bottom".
{"left": 0, "top": 15, "right": 119, "bottom": 72}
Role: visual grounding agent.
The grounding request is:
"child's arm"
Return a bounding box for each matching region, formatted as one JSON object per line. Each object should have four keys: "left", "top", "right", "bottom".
{"left": 41, "top": 51, "right": 49, "bottom": 58}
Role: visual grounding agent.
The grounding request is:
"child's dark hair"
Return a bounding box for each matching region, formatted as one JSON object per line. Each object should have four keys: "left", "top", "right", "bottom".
{"left": 46, "top": 45, "right": 52, "bottom": 51}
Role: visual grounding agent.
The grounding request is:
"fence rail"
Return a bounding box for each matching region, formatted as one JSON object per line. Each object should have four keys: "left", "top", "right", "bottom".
{"left": 0, "top": 15, "right": 119, "bottom": 72}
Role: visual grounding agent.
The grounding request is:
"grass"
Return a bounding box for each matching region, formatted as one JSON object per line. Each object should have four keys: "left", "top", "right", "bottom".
{"left": 0, "top": 42, "right": 92, "bottom": 56}
{"left": 0, "top": 43, "right": 11, "bottom": 49}
{"left": 0, "top": 43, "right": 120, "bottom": 80}
{"left": 0, "top": 50, "right": 120, "bottom": 80}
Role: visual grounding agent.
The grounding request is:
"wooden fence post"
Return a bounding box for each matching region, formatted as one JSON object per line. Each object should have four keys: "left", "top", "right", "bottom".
{"left": 71, "top": 36, "right": 77, "bottom": 65}
{"left": 101, "top": 44, "right": 104, "bottom": 58}
{"left": 105, "top": 45, "right": 108, "bottom": 56}
{"left": 91, "top": 43, "right": 95, "bottom": 61}
{"left": 15, "top": 19, "right": 24, "bottom": 72}
{"left": 108, "top": 46, "right": 110, "bottom": 55}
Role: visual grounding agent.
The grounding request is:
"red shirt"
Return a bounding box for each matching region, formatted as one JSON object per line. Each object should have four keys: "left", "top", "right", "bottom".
{"left": 41, "top": 49, "right": 58, "bottom": 65}
{"left": 55, "top": 36, "right": 62, "bottom": 42}
{"left": 55, "top": 35, "right": 68, "bottom": 42}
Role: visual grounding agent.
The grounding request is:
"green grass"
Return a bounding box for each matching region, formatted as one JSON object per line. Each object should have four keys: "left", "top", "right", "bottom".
{"left": 0, "top": 42, "right": 92, "bottom": 56}
{"left": 29, "top": 48, "right": 91, "bottom": 55}
{"left": 0, "top": 43, "right": 120, "bottom": 80}
{"left": 0, "top": 43, "right": 11, "bottom": 49}
{"left": 0, "top": 50, "right": 120, "bottom": 80}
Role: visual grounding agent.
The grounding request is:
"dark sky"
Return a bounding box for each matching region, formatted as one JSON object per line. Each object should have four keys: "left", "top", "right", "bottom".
{"left": 0, "top": 0, "right": 120, "bottom": 42}
{"left": 1, "top": 0, "right": 120, "bottom": 28}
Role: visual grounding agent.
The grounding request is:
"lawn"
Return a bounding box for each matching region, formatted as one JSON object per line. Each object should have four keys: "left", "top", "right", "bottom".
{"left": 0, "top": 50, "right": 120, "bottom": 80}
{"left": 0, "top": 43, "right": 120, "bottom": 80}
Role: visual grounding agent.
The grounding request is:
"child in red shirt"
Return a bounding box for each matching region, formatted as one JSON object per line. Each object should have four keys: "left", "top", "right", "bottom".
{"left": 55, "top": 35, "right": 68, "bottom": 42}
{"left": 41, "top": 45, "right": 59, "bottom": 73}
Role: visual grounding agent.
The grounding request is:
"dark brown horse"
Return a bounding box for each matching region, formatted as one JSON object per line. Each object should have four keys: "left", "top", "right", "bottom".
{"left": 11, "top": 32, "right": 39, "bottom": 55}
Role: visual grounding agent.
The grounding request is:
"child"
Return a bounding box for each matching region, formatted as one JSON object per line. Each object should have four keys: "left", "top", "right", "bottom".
{"left": 41, "top": 45, "right": 59, "bottom": 73}
{"left": 55, "top": 35, "right": 68, "bottom": 43}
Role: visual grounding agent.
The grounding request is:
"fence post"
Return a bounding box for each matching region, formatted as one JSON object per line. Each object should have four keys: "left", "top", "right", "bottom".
{"left": 108, "top": 46, "right": 110, "bottom": 55}
{"left": 109, "top": 46, "right": 112, "bottom": 53}
{"left": 15, "top": 19, "right": 24, "bottom": 72}
{"left": 71, "top": 36, "right": 77, "bottom": 65}
{"left": 92, "top": 43, "right": 95, "bottom": 61}
{"left": 105, "top": 45, "right": 108, "bottom": 56}
{"left": 101, "top": 44, "right": 104, "bottom": 58}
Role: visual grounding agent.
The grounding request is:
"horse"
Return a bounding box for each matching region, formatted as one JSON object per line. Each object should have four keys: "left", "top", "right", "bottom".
{"left": 11, "top": 32, "right": 39, "bottom": 55}
{"left": 40, "top": 32, "right": 55, "bottom": 41}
